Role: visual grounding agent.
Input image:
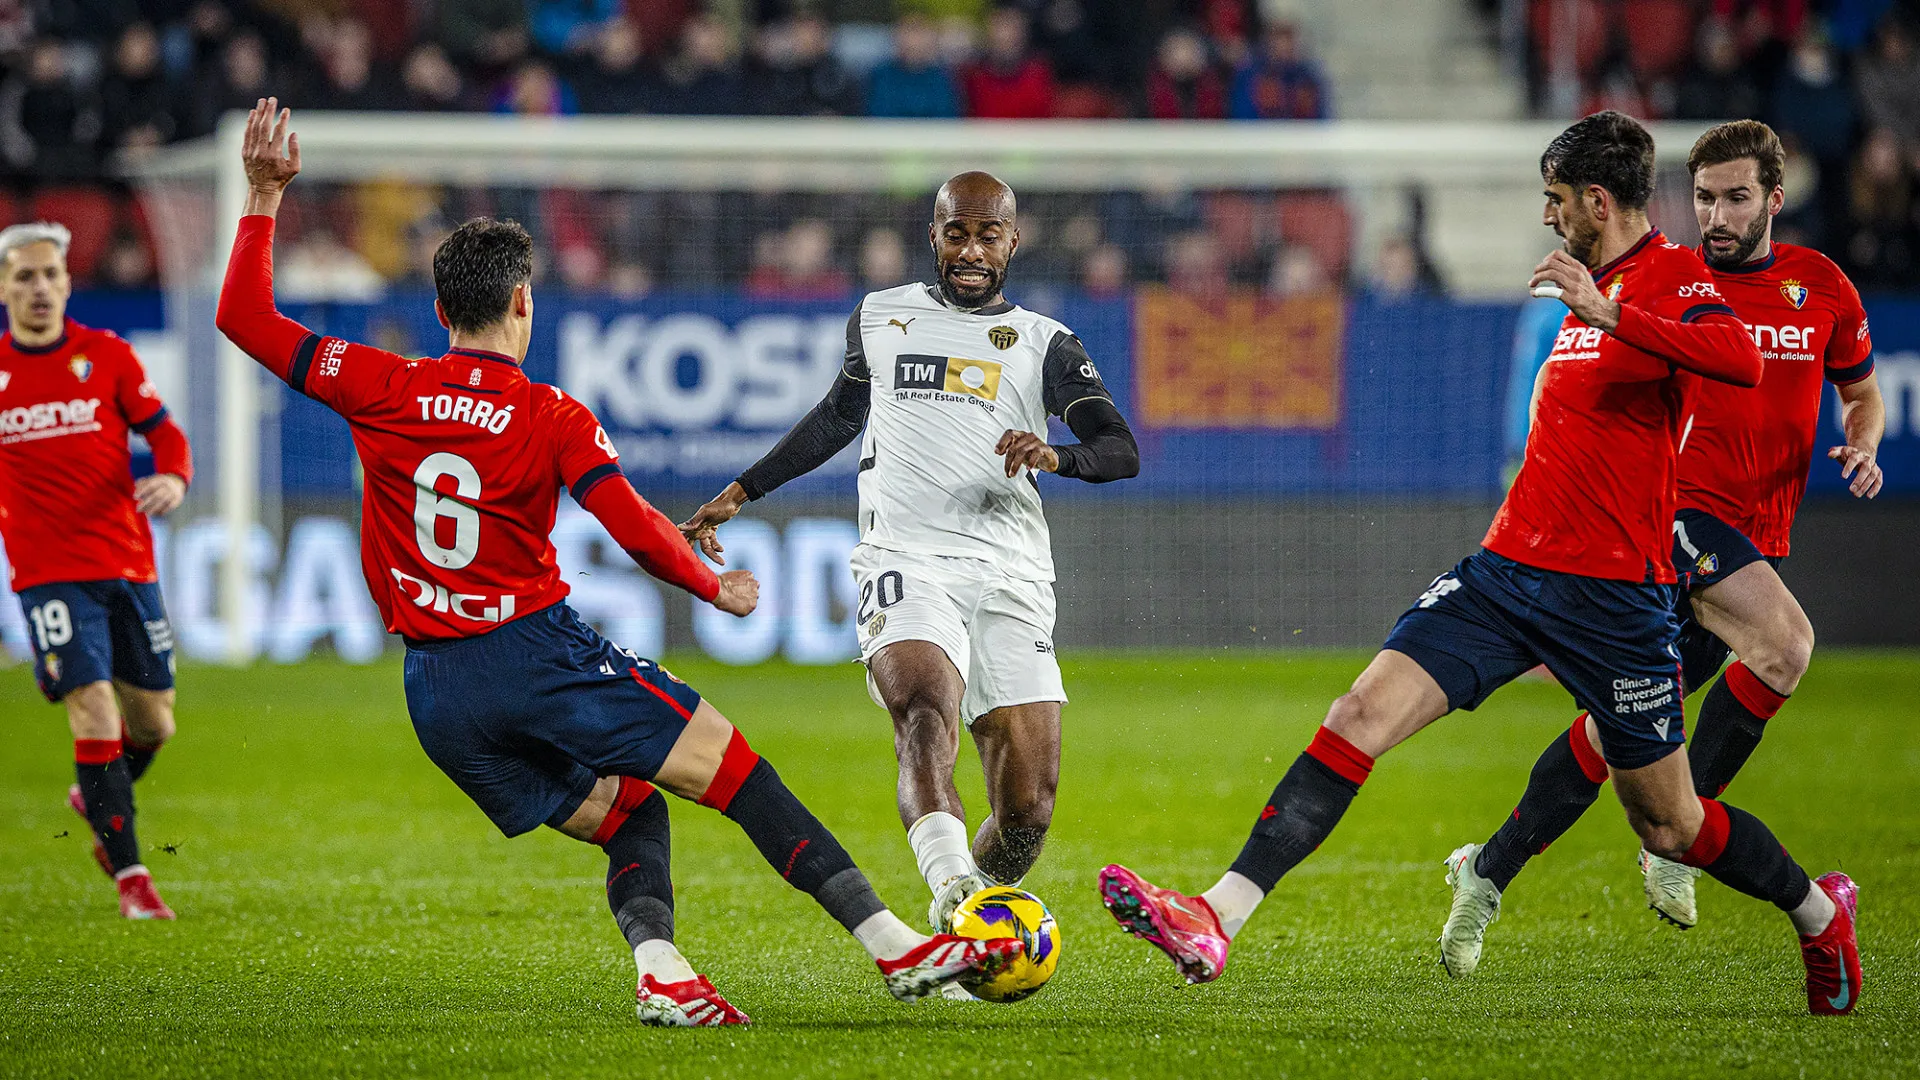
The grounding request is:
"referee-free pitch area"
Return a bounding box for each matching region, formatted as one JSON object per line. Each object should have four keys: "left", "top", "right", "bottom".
{"left": 2, "top": 651, "right": 1915, "bottom": 1079}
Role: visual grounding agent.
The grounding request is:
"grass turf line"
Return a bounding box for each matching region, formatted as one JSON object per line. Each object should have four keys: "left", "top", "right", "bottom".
{"left": 1, "top": 651, "right": 1914, "bottom": 1079}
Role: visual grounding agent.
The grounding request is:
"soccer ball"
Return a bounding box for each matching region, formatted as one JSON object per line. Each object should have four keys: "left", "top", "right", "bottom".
{"left": 948, "top": 886, "right": 1060, "bottom": 1002}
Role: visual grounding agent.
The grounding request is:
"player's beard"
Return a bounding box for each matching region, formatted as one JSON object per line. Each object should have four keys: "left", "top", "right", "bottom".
{"left": 1700, "top": 213, "right": 1769, "bottom": 270}
{"left": 934, "top": 257, "right": 1005, "bottom": 310}
{"left": 1559, "top": 213, "right": 1601, "bottom": 266}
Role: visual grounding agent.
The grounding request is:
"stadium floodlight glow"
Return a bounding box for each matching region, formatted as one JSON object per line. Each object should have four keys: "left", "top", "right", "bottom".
{"left": 129, "top": 112, "right": 1712, "bottom": 664}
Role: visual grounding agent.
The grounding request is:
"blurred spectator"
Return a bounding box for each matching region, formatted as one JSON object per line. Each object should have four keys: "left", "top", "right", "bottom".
{"left": 747, "top": 219, "right": 851, "bottom": 298}
{"left": 1230, "top": 20, "right": 1329, "bottom": 120}
{"left": 190, "top": 30, "right": 273, "bottom": 137}
{"left": 278, "top": 223, "right": 385, "bottom": 301}
{"left": 530, "top": 0, "right": 619, "bottom": 58}
{"left": 1856, "top": 16, "right": 1920, "bottom": 146}
{"left": 311, "top": 19, "right": 402, "bottom": 111}
{"left": 0, "top": 0, "right": 33, "bottom": 58}
{"left": 1266, "top": 244, "right": 1329, "bottom": 297}
{"left": 400, "top": 43, "right": 471, "bottom": 111}
{"left": 1767, "top": 31, "right": 1855, "bottom": 168}
{"left": 100, "top": 23, "right": 183, "bottom": 160}
{"left": 859, "top": 227, "right": 910, "bottom": 289}
{"left": 962, "top": 6, "right": 1054, "bottom": 118}
{"left": 439, "top": 0, "right": 529, "bottom": 70}
{"left": 1365, "top": 235, "right": 1440, "bottom": 301}
{"left": 1581, "top": 62, "right": 1651, "bottom": 119}
{"left": 1166, "top": 230, "right": 1227, "bottom": 294}
{"left": 1674, "top": 17, "right": 1762, "bottom": 121}
{"left": 751, "top": 12, "right": 862, "bottom": 116}
{"left": 1845, "top": 127, "right": 1920, "bottom": 288}
{"left": 1081, "top": 243, "right": 1128, "bottom": 296}
{"left": 867, "top": 13, "right": 961, "bottom": 118}
{"left": 494, "top": 59, "right": 576, "bottom": 115}
{"left": 935, "top": 15, "right": 980, "bottom": 67}
{"left": 1146, "top": 27, "right": 1225, "bottom": 120}
{"left": 98, "top": 229, "right": 157, "bottom": 289}
{"left": 607, "top": 260, "right": 653, "bottom": 298}
{"left": 652, "top": 15, "right": 747, "bottom": 115}
{"left": 0, "top": 39, "right": 98, "bottom": 177}
{"left": 555, "top": 239, "right": 605, "bottom": 290}
{"left": 1031, "top": 0, "right": 1106, "bottom": 85}
{"left": 574, "top": 18, "right": 648, "bottom": 114}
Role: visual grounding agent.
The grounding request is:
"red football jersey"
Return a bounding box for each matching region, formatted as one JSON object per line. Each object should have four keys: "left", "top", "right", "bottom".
{"left": 0, "top": 320, "right": 176, "bottom": 591}
{"left": 1486, "top": 231, "right": 1741, "bottom": 583}
{"left": 290, "top": 336, "right": 621, "bottom": 641}
{"left": 1678, "top": 243, "right": 1873, "bottom": 556}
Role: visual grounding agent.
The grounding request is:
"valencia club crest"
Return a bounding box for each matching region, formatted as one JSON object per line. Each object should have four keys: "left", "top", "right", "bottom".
{"left": 1779, "top": 279, "right": 1809, "bottom": 309}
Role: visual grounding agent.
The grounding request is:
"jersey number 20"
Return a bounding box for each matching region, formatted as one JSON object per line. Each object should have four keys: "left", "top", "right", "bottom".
{"left": 414, "top": 453, "right": 481, "bottom": 570}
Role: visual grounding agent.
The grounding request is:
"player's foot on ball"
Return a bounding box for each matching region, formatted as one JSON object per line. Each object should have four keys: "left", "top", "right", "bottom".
{"left": 116, "top": 869, "right": 175, "bottom": 920}
{"left": 1097, "top": 863, "right": 1228, "bottom": 985}
{"left": 927, "top": 870, "right": 991, "bottom": 933}
{"left": 1439, "top": 843, "right": 1501, "bottom": 979}
{"left": 67, "top": 785, "right": 112, "bottom": 878}
{"left": 1801, "top": 872, "right": 1861, "bottom": 1016}
{"left": 634, "top": 973, "right": 750, "bottom": 1026}
{"left": 876, "top": 933, "right": 1023, "bottom": 1003}
{"left": 1640, "top": 848, "right": 1702, "bottom": 929}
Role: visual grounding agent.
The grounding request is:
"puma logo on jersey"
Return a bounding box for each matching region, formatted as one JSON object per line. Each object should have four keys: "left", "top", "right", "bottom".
{"left": 888, "top": 318, "right": 915, "bottom": 334}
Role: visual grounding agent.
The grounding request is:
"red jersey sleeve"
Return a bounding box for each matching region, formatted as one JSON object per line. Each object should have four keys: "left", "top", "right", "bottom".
{"left": 1825, "top": 270, "right": 1875, "bottom": 385}
{"left": 296, "top": 336, "right": 409, "bottom": 417}
{"left": 112, "top": 341, "right": 194, "bottom": 484}
{"left": 1608, "top": 249, "right": 1761, "bottom": 386}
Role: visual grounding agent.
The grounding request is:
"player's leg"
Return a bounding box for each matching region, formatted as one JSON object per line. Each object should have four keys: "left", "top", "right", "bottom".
{"left": 969, "top": 702, "right": 1059, "bottom": 885}
{"left": 1608, "top": 746, "right": 1859, "bottom": 1014}
{"left": 1684, "top": 559, "right": 1810, "bottom": 796}
{"left": 116, "top": 685, "right": 176, "bottom": 782}
{"left": 108, "top": 580, "right": 180, "bottom": 784}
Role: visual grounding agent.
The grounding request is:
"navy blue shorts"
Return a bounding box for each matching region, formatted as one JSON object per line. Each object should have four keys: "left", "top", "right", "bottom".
{"left": 15, "top": 579, "right": 175, "bottom": 703}
{"left": 402, "top": 602, "right": 703, "bottom": 837}
{"left": 1670, "top": 508, "right": 1783, "bottom": 693}
{"left": 1383, "top": 550, "right": 1686, "bottom": 770}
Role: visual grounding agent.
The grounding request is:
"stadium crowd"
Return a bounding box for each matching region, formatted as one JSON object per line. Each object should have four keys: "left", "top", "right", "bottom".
{"left": 0, "top": 0, "right": 1914, "bottom": 294}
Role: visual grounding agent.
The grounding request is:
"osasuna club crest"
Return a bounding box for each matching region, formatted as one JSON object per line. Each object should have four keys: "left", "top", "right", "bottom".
{"left": 1605, "top": 275, "right": 1625, "bottom": 301}
{"left": 1780, "top": 279, "right": 1809, "bottom": 309}
{"left": 68, "top": 354, "right": 92, "bottom": 381}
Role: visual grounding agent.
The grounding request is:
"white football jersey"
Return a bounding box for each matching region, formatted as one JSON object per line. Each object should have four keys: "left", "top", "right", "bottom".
{"left": 847, "top": 284, "right": 1113, "bottom": 582}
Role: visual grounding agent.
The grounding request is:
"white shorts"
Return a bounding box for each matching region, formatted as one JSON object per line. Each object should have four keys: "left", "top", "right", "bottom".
{"left": 849, "top": 543, "right": 1066, "bottom": 726}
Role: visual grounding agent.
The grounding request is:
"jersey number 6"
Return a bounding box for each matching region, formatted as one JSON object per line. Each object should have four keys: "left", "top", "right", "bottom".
{"left": 413, "top": 452, "right": 482, "bottom": 570}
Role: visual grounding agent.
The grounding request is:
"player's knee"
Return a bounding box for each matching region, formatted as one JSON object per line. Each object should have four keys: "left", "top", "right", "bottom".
{"left": 996, "top": 778, "right": 1056, "bottom": 837}
{"left": 1635, "top": 821, "right": 1695, "bottom": 862}
{"left": 62, "top": 681, "right": 120, "bottom": 739}
{"left": 889, "top": 694, "right": 958, "bottom": 763}
{"left": 1323, "top": 688, "right": 1392, "bottom": 748}
{"left": 122, "top": 689, "right": 177, "bottom": 746}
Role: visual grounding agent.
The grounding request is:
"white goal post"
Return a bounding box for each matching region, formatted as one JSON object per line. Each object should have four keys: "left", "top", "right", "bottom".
{"left": 130, "top": 113, "right": 1712, "bottom": 664}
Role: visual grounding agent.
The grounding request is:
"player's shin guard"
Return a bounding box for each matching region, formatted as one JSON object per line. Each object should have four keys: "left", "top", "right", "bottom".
{"left": 124, "top": 738, "right": 164, "bottom": 784}
{"left": 1680, "top": 797, "right": 1814, "bottom": 912}
{"left": 595, "top": 777, "right": 674, "bottom": 948}
{"left": 710, "top": 741, "right": 888, "bottom": 934}
{"left": 1474, "top": 717, "right": 1607, "bottom": 891}
{"left": 1689, "top": 662, "right": 1785, "bottom": 798}
{"left": 1226, "top": 727, "right": 1372, "bottom": 893}
{"left": 74, "top": 740, "right": 142, "bottom": 873}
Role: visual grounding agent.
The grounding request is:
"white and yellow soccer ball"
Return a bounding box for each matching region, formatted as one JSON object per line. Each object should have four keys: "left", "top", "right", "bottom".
{"left": 948, "top": 886, "right": 1060, "bottom": 1002}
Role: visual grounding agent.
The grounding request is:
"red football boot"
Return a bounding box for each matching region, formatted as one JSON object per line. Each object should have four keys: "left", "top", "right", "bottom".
{"left": 67, "top": 785, "right": 113, "bottom": 877}
{"left": 875, "top": 933, "right": 1023, "bottom": 1002}
{"left": 1098, "top": 863, "right": 1230, "bottom": 984}
{"left": 1801, "top": 872, "right": 1861, "bottom": 1016}
{"left": 116, "top": 869, "right": 176, "bottom": 920}
{"left": 634, "top": 974, "right": 750, "bottom": 1026}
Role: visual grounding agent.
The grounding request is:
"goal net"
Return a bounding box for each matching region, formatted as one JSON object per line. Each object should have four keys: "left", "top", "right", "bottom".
{"left": 121, "top": 114, "right": 1712, "bottom": 665}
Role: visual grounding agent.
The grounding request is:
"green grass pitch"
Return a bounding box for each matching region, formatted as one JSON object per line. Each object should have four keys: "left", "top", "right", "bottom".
{"left": 2, "top": 650, "right": 1915, "bottom": 1078}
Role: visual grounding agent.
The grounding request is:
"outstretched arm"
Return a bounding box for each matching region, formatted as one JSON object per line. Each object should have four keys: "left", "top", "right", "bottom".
{"left": 574, "top": 469, "right": 723, "bottom": 602}
{"left": 214, "top": 98, "right": 314, "bottom": 377}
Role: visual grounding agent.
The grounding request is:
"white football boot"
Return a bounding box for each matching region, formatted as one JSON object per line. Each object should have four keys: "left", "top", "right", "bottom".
{"left": 927, "top": 870, "right": 992, "bottom": 934}
{"left": 1640, "top": 848, "right": 1702, "bottom": 929}
{"left": 1439, "top": 843, "right": 1502, "bottom": 978}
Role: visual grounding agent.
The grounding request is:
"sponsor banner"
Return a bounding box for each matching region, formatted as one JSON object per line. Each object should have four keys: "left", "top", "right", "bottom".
{"left": 1134, "top": 288, "right": 1344, "bottom": 430}
{"left": 0, "top": 512, "right": 862, "bottom": 667}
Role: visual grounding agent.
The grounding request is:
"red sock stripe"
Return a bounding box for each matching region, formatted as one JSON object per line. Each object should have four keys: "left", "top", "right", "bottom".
{"left": 75, "top": 739, "right": 123, "bottom": 765}
{"left": 1567, "top": 715, "right": 1609, "bottom": 784}
{"left": 1724, "top": 661, "right": 1788, "bottom": 719}
{"left": 590, "top": 776, "right": 658, "bottom": 845}
{"left": 698, "top": 728, "right": 761, "bottom": 811}
{"left": 1681, "top": 798, "right": 1731, "bottom": 868}
{"left": 631, "top": 668, "right": 694, "bottom": 721}
{"left": 1305, "top": 726, "right": 1374, "bottom": 786}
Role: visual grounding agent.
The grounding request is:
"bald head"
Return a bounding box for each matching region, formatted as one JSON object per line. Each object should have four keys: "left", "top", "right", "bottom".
{"left": 934, "top": 171, "right": 1016, "bottom": 225}
{"left": 930, "top": 172, "right": 1019, "bottom": 308}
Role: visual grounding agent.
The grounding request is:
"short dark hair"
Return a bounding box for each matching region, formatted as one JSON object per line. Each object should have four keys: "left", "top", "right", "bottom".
{"left": 1687, "top": 119, "right": 1785, "bottom": 193}
{"left": 432, "top": 218, "right": 533, "bottom": 333}
{"left": 1540, "top": 110, "right": 1657, "bottom": 210}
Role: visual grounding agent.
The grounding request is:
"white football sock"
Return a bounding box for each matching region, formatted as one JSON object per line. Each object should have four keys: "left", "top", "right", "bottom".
{"left": 908, "top": 812, "right": 976, "bottom": 892}
{"left": 1788, "top": 879, "right": 1836, "bottom": 937}
{"left": 1201, "top": 871, "right": 1265, "bottom": 939}
{"left": 633, "top": 939, "right": 697, "bottom": 985}
{"left": 852, "top": 910, "right": 927, "bottom": 962}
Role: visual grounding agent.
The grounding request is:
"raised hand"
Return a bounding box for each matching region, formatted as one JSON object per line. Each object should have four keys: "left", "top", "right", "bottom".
{"left": 679, "top": 482, "right": 748, "bottom": 564}
{"left": 241, "top": 97, "right": 301, "bottom": 215}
